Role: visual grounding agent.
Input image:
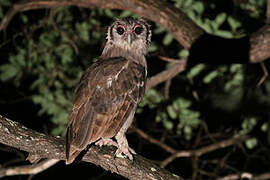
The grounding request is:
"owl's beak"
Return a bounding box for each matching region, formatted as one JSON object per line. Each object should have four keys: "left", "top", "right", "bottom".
{"left": 127, "top": 34, "right": 132, "bottom": 45}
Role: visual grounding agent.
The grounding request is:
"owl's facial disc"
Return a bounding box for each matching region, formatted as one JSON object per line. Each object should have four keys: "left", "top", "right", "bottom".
{"left": 116, "top": 23, "right": 144, "bottom": 46}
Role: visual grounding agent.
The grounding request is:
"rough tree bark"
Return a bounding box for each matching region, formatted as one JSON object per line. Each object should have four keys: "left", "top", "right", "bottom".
{"left": 0, "top": 115, "right": 181, "bottom": 180}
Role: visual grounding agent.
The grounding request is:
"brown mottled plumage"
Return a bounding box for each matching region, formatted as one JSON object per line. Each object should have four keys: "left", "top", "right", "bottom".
{"left": 66, "top": 18, "right": 151, "bottom": 164}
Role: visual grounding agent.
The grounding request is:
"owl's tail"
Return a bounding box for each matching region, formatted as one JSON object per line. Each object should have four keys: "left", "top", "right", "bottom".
{"left": 66, "top": 145, "right": 81, "bottom": 164}
{"left": 66, "top": 126, "right": 81, "bottom": 164}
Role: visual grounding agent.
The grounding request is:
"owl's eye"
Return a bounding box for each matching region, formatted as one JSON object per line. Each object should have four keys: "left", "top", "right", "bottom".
{"left": 134, "top": 26, "right": 143, "bottom": 35}
{"left": 116, "top": 26, "right": 125, "bottom": 35}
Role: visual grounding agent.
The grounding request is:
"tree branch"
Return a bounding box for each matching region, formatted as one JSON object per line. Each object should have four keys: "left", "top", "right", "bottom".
{"left": 0, "top": 0, "right": 201, "bottom": 49}
{"left": 0, "top": 114, "right": 182, "bottom": 180}
{"left": 133, "top": 127, "right": 177, "bottom": 154}
{"left": 0, "top": 159, "right": 60, "bottom": 178}
{"left": 146, "top": 60, "right": 187, "bottom": 90}
{"left": 133, "top": 126, "right": 248, "bottom": 169}
{"left": 217, "top": 172, "right": 270, "bottom": 180}
{"left": 160, "top": 135, "right": 249, "bottom": 168}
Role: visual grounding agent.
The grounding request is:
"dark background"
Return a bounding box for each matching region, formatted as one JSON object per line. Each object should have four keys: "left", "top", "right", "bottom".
{"left": 0, "top": 0, "right": 270, "bottom": 179}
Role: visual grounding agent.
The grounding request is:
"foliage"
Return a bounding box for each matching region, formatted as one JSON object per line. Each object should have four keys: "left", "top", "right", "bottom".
{"left": 0, "top": 0, "right": 270, "bottom": 179}
{"left": 0, "top": 0, "right": 267, "bottom": 139}
{"left": 0, "top": 0, "right": 10, "bottom": 18}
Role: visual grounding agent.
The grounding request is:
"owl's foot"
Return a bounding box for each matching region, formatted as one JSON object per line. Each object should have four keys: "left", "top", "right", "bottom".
{"left": 115, "top": 145, "right": 136, "bottom": 160}
{"left": 95, "top": 138, "right": 118, "bottom": 147}
{"left": 115, "top": 133, "right": 136, "bottom": 160}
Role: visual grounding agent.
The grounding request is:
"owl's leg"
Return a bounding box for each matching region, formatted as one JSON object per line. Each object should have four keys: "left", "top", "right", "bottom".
{"left": 95, "top": 138, "right": 118, "bottom": 147}
{"left": 115, "top": 108, "right": 136, "bottom": 160}
{"left": 115, "top": 133, "right": 136, "bottom": 160}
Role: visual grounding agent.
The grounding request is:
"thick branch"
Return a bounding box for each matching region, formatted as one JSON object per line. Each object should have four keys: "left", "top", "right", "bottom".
{"left": 250, "top": 25, "right": 270, "bottom": 63}
{"left": 0, "top": 115, "right": 182, "bottom": 180}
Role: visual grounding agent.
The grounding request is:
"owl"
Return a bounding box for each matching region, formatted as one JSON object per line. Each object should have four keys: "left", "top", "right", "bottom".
{"left": 66, "top": 18, "right": 151, "bottom": 164}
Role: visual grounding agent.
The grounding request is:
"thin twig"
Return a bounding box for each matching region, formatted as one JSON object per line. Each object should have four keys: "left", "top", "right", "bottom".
{"left": 133, "top": 126, "right": 248, "bottom": 168}
{"left": 164, "top": 79, "right": 171, "bottom": 99}
{"left": 0, "top": 159, "right": 60, "bottom": 178}
{"left": 158, "top": 56, "right": 182, "bottom": 63}
{"left": 256, "top": 0, "right": 270, "bottom": 84}
{"left": 217, "top": 172, "right": 253, "bottom": 180}
{"left": 191, "top": 156, "right": 198, "bottom": 180}
{"left": 257, "top": 62, "right": 268, "bottom": 86}
{"left": 160, "top": 136, "right": 249, "bottom": 168}
{"left": 49, "top": 8, "right": 79, "bottom": 55}
{"left": 146, "top": 59, "right": 187, "bottom": 90}
{"left": 132, "top": 127, "right": 177, "bottom": 154}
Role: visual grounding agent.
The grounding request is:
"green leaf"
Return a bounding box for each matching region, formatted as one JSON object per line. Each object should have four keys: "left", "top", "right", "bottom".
{"left": 192, "top": 2, "right": 204, "bottom": 14}
{"left": 0, "top": 64, "right": 18, "bottom": 81}
{"left": 245, "top": 138, "right": 257, "bottom": 149}
{"left": 76, "top": 22, "right": 90, "bottom": 42}
{"left": 148, "top": 43, "right": 157, "bottom": 52}
{"left": 21, "top": 14, "right": 28, "bottom": 23}
{"left": 184, "top": 126, "right": 192, "bottom": 140}
{"left": 61, "top": 47, "right": 73, "bottom": 64}
{"left": 39, "top": 33, "right": 54, "bottom": 47}
{"left": 227, "top": 16, "right": 241, "bottom": 31}
{"left": 32, "top": 95, "right": 43, "bottom": 104}
{"left": 215, "top": 30, "right": 233, "bottom": 38}
{"left": 163, "top": 33, "right": 174, "bottom": 46}
{"left": 154, "top": 25, "right": 165, "bottom": 34}
{"left": 261, "top": 123, "right": 268, "bottom": 132}
{"left": 0, "top": 7, "right": 3, "bottom": 19}
{"left": 167, "top": 105, "right": 177, "bottom": 119}
{"left": 173, "top": 0, "right": 183, "bottom": 8}
{"left": 104, "top": 9, "right": 115, "bottom": 17}
{"left": 187, "top": 64, "right": 205, "bottom": 79}
{"left": 92, "top": 31, "right": 101, "bottom": 39}
{"left": 186, "top": 114, "right": 200, "bottom": 126}
{"left": 174, "top": 98, "right": 191, "bottom": 109}
{"left": 203, "top": 71, "right": 218, "bottom": 84}
{"left": 89, "top": 18, "right": 100, "bottom": 26}
{"left": 51, "top": 124, "right": 66, "bottom": 136}
{"left": 187, "top": 10, "right": 196, "bottom": 20}
{"left": 156, "top": 112, "right": 167, "bottom": 123}
{"left": 239, "top": 117, "right": 257, "bottom": 135}
{"left": 201, "top": 19, "right": 213, "bottom": 33}
{"left": 163, "top": 120, "right": 173, "bottom": 130}
{"left": 178, "top": 49, "right": 189, "bottom": 58}
{"left": 215, "top": 13, "right": 227, "bottom": 26}
{"left": 183, "top": 0, "right": 193, "bottom": 7}
{"left": 120, "top": 11, "right": 133, "bottom": 18}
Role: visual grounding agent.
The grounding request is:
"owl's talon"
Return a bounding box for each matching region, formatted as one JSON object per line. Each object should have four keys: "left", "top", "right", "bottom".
{"left": 95, "top": 138, "right": 118, "bottom": 147}
{"left": 129, "top": 147, "right": 136, "bottom": 154}
{"left": 115, "top": 146, "right": 136, "bottom": 160}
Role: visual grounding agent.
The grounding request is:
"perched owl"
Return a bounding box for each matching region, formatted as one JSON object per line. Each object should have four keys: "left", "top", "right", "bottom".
{"left": 66, "top": 18, "right": 151, "bottom": 164}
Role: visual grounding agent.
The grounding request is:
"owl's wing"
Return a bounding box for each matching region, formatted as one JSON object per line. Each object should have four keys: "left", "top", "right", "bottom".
{"left": 66, "top": 57, "right": 146, "bottom": 163}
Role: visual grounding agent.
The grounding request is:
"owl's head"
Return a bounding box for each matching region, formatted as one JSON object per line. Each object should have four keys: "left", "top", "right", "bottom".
{"left": 105, "top": 17, "right": 152, "bottom": 55}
